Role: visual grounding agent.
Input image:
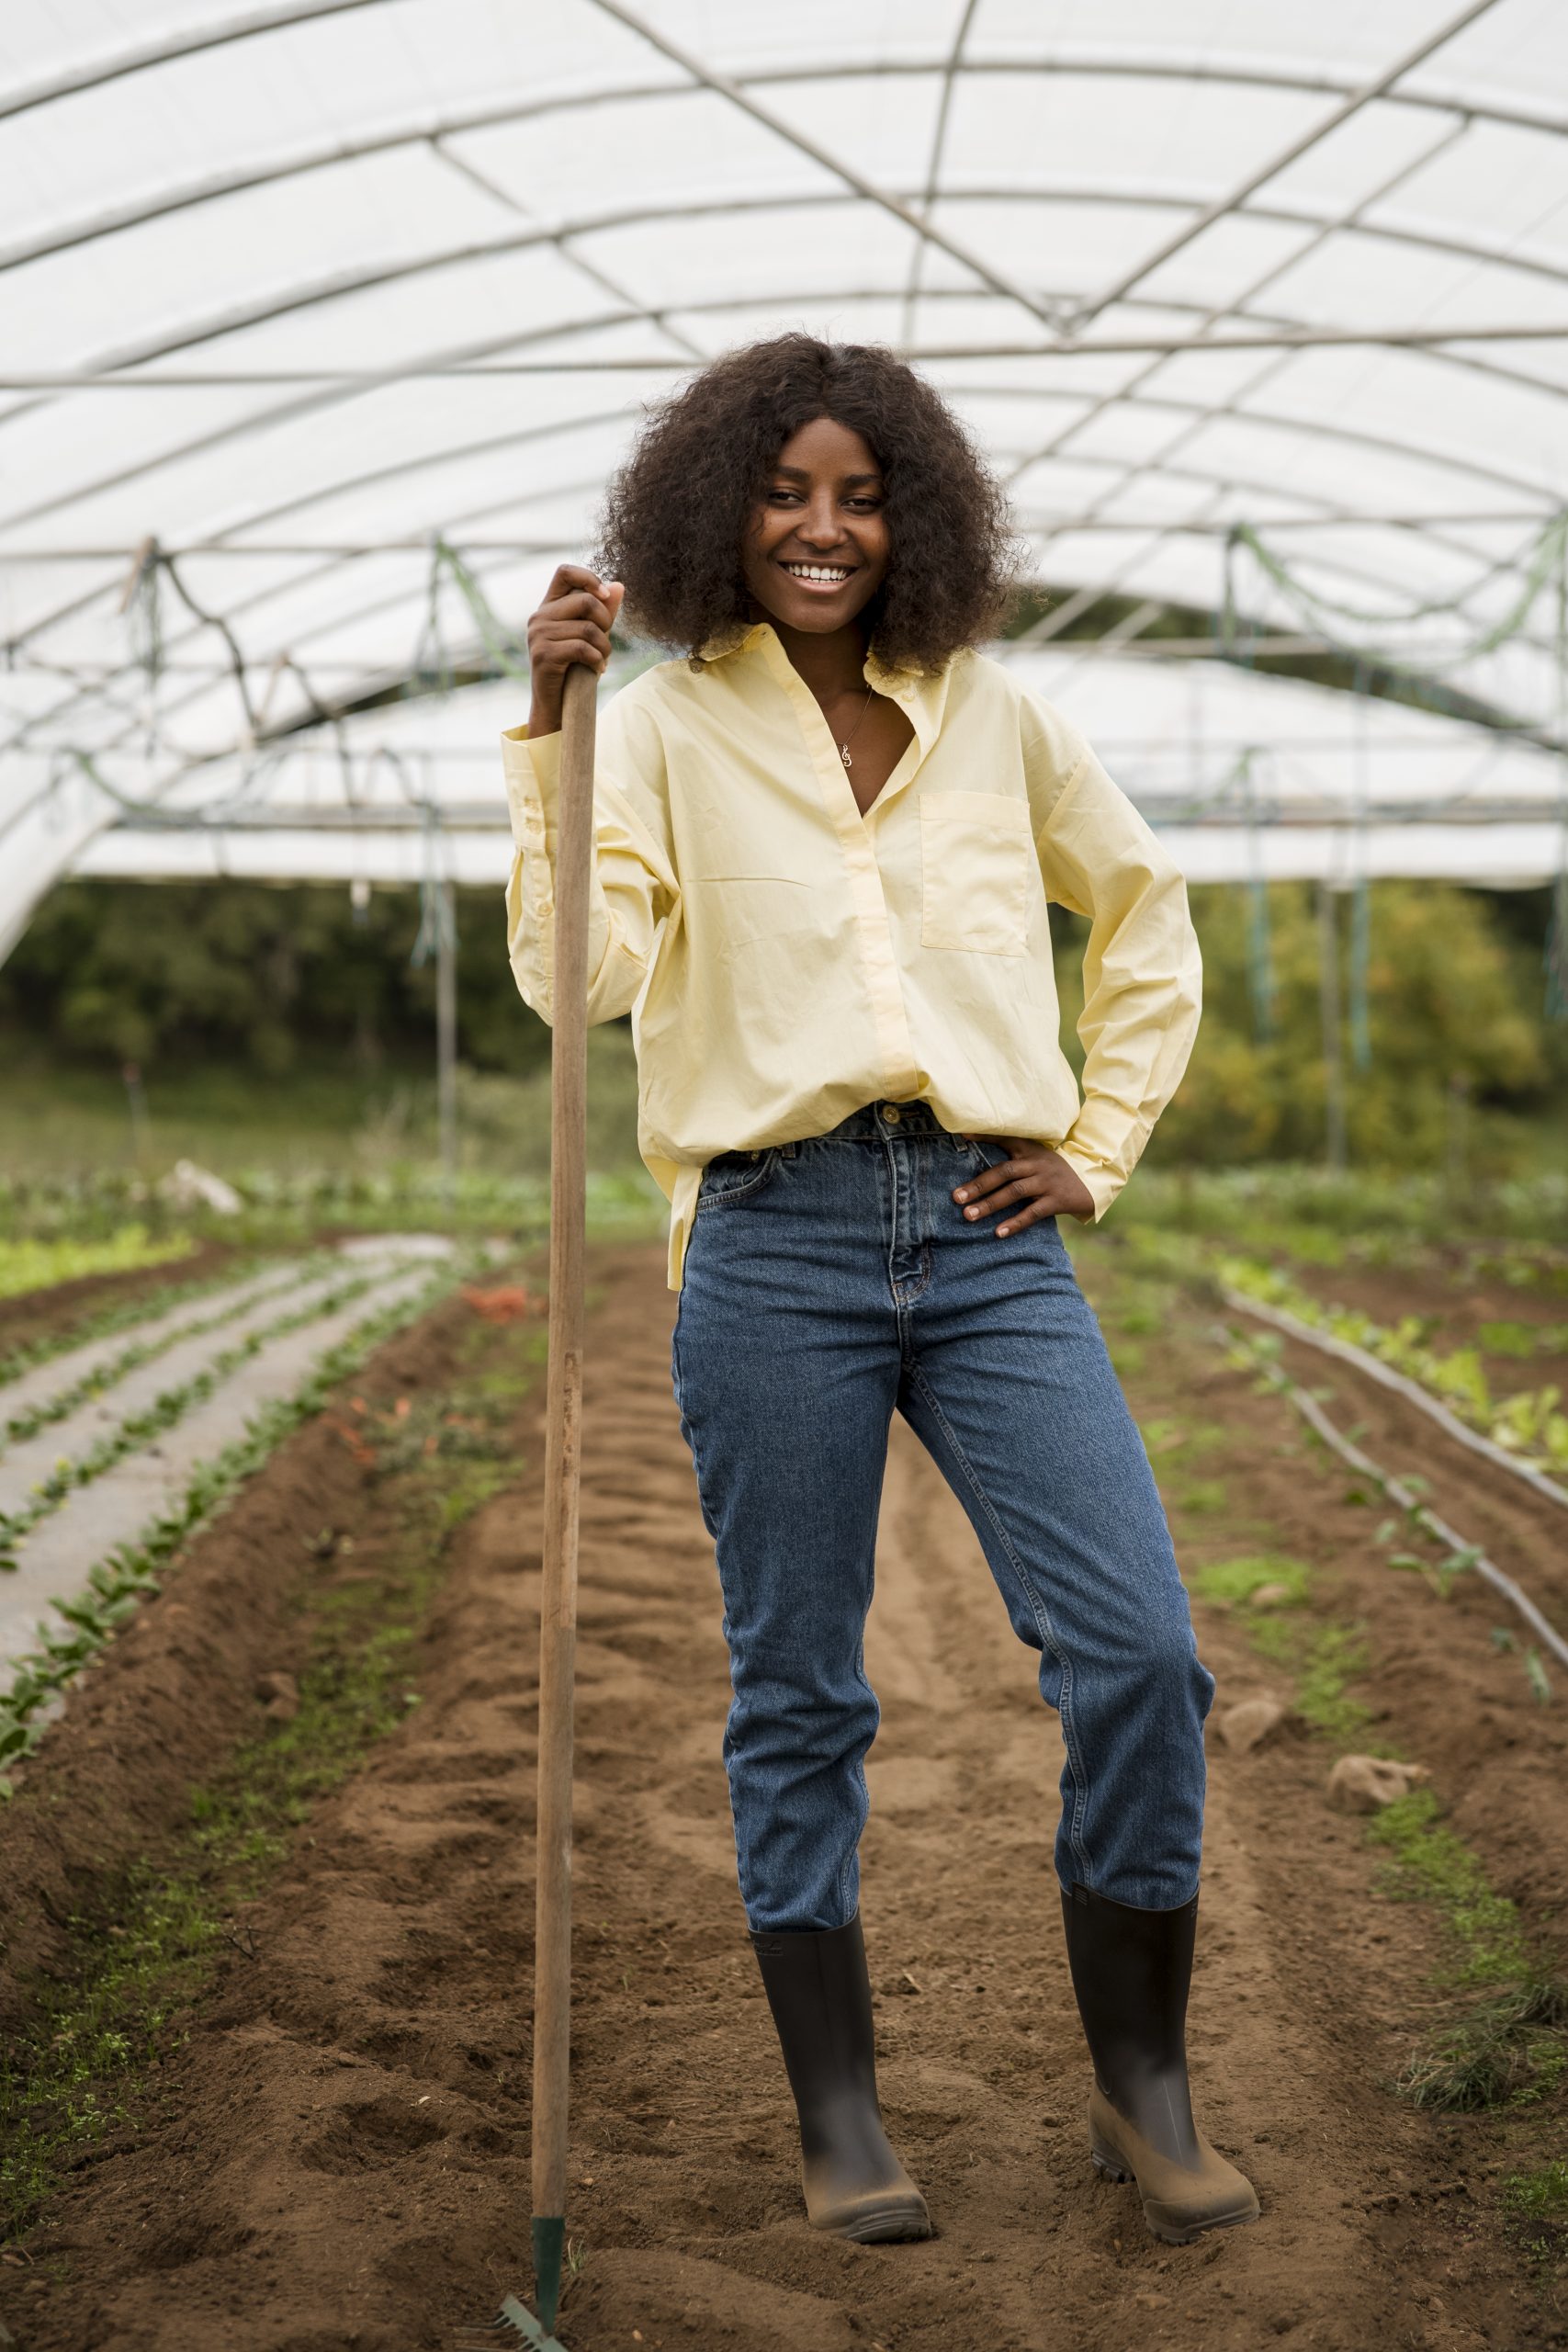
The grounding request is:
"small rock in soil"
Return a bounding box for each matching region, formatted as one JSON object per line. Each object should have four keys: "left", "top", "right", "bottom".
{"left": 254, "top": 1668, "right": 300, "bottom": 1722}
{"left": 1249, "top": 1582, "right": 1295, "bottom": 1610}
{"left": 1326, "top": 1754, "right": 1429, "bottom": 1812}
{"left": 1216, "top": 1695, "right": 1290, "bottom": 1753}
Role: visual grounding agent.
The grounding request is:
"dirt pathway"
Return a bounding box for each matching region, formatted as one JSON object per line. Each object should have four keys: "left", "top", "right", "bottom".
{"left": 4, "top": 1247, "right": 1559, "bottom": 2351}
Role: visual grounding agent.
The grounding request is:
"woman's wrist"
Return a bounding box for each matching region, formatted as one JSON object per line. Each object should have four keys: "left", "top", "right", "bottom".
{"left": 527, "top": 695, "right": 563, "bottom": 740}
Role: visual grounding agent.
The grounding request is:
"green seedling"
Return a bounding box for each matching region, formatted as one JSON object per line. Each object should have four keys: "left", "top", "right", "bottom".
{"left": 1191, "top": 1553, "right": 1311, "bottom": 1608}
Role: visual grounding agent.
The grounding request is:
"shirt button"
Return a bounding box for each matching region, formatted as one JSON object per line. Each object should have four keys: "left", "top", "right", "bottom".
{"left": 880, "top": 1104, "right": 902, "bottom": 1125}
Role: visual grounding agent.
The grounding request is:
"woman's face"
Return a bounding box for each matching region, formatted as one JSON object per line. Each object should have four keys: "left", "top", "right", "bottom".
{"left": 741, "top": 415, "right": 890, "bottom": 636}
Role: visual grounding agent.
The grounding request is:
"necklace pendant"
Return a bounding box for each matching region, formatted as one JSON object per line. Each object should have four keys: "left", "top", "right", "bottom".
{"left": 840, "top": 744, "right": 852, "bottom": 769}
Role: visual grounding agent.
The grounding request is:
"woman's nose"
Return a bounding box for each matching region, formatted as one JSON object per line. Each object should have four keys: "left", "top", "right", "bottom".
{"left": 798, "top": 499, "right": 846, "bottom": 547}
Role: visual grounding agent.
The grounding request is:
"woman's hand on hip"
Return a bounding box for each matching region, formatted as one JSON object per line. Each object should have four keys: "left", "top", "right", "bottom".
{"left": 952, "top": 1138, "right": 1096, "bottom": 1235}
{"left": 526, "top": 563, "right": 625, "bottom": 737}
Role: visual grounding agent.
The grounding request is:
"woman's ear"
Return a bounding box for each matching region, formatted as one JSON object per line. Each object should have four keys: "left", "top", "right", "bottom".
{"left": 605, "top": 580, "right": 626, "bottom": 628}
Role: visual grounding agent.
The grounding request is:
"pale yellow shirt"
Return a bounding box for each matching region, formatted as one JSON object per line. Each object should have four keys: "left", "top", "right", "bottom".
{"left": 502, "top": 619, "right": 1201, "bottom": 1290}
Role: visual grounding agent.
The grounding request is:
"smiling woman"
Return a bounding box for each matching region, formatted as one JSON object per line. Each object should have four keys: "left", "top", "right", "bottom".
{"left": 503, "top": 328, "right": 1247, "bottom": 2260}
{"left": 595, "top": 330, "right": 1018, "bottom": 679}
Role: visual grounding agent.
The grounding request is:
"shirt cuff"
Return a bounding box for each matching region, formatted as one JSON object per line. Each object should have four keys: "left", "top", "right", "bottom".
{"left": 500, "top": 722, "right": 561, "bottom": 852}
{"left": 1054, "top": 1138, "right": 1123, "bottom": 1223}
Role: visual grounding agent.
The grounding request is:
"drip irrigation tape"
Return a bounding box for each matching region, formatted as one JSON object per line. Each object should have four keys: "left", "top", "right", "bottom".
{"left": 1219, "top": 1287, "right": 1568, "bottom": 1513}
{"left": 1223, "top": 1330, "right": 1568, "bottom": 1676}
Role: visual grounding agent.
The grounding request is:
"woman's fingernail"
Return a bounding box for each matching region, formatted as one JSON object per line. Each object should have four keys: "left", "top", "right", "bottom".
{"left": 998, "top": 1225, "right": 1010, "bottom": 1237}
{"left": 965, "top": 1206, "right": 978, "bottom": 1218}
{"left": 954, "top": 1189, "right": 968, "bottom": 1202}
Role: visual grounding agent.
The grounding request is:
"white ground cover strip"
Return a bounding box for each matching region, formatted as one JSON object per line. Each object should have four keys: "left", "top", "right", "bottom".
{"left": 0, "top": 1261, "right": 304, "bottom": 1424}
{"left": 0, "top": 1261, "right": 326, "bottom": 1472}
{"left": 0, "top": 1247, "right": 447, "bottom": 1676}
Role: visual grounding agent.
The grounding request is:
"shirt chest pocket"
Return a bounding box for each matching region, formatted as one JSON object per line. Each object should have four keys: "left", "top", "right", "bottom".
{"left": 919, "top": 791, "right": 1035, "bottom": 956}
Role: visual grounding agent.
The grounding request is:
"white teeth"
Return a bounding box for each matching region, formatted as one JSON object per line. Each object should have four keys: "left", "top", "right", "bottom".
{"left": 784, "top": 562, "right": 852, "bottom": 582}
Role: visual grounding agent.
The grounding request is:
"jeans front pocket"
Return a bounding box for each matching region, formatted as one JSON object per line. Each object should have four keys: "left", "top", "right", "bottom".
{"left": 695, "top": 1146, "right": 784, "bottom": 1211}
{"left": 919, "top": 791, "right": 1035, "bottom": 955}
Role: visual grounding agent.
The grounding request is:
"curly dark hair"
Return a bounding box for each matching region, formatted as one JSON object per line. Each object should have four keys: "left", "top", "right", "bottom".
{"left": 593, "top": 332, "right": 1022, "bottom": 674}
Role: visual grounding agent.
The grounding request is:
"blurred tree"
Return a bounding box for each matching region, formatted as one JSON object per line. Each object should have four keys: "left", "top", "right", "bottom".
{"left": 0, "top": 879, "right": 551, "bottom": 1079}
{"left": 1053, "top": 878, "right": 1550, "bottom": 1170}
{"left": 2, "top": 875, "right": 1557, "bottom": 1174}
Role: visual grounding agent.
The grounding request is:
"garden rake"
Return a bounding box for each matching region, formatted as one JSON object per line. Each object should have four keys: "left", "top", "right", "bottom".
{"left": 456, "top": 655, "right": 597, "bottom": 2352}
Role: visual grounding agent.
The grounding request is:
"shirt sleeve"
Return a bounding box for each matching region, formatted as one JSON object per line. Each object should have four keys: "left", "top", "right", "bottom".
{"left": 1020, "top": 690, "right": 1202, "bottom": 1220}
{"left": 501, "top": 684, "right": 680, "bottom": 1027}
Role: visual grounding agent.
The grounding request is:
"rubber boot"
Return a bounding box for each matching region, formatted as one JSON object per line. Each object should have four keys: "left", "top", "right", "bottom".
{"left": 749, "top": 1915, "right": 932, "bottom": 2243}
{"left": 1060, "top": 1881, "right": 1259, "bottom": 2245}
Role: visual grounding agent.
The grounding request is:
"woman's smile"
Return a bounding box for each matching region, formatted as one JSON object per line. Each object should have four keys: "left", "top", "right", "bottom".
{"left": 777, "top": 557, "right": 859, "bottom": 592}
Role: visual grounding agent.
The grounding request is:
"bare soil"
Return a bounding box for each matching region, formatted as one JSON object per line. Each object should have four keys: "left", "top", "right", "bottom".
{"left": 2, "top": 1244, "right": 1564, "bottom": 2352}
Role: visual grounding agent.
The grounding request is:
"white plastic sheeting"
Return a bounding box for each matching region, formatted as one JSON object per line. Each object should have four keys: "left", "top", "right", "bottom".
{"left": 5, "top": 0, "right": 1568, "bottom": 954}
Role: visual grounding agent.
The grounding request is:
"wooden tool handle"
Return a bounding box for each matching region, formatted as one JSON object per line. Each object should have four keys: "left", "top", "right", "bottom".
{"left": 532, "top": 656, "right": 596, "bottom": 2229}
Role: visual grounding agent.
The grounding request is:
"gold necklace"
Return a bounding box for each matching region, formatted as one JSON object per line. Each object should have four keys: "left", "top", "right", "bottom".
{"left": 838, "top": 684, "right": 875, "bottom": 771}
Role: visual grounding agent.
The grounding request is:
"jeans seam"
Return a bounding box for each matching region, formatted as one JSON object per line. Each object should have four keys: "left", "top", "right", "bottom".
{"left": 904, "top": 1354, "right": 1095, "bottom": 1887}
{"left": 839, "top": 1632, "right": 875, "bottom": 1926}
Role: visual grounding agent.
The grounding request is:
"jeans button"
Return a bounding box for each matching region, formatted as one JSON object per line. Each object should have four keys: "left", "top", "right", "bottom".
{"left": 880, "top": 1103, "right": 901, "bottom": 1125}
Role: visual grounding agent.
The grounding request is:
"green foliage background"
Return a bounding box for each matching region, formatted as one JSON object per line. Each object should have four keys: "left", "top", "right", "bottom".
{"left": 1055, "top": 879, "right": 1563, "bottom": 1176}
{"left": 1, "top": 878, "right": 548, "bottom": 1081}
{"left": 2, "top": 874, "right": 1563, "bottom": 1178}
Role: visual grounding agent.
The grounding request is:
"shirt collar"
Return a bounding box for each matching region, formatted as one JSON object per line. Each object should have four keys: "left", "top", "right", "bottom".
{"left": 698, "top": 618, "right": 955, "bottom": 757}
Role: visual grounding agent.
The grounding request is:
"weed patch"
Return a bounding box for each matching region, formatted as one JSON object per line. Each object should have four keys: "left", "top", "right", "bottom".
{"left": 1190, "top": 1552, "right": 1312, "bottom": 1608}
{"left": 1502, "top": 2160, "right": 1568, "bottom": 2268}
{"left": 1365, "top": 1790, "right": 1568, "bottom": 2114}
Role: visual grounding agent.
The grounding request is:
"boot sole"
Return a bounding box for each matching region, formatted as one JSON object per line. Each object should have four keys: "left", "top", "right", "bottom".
{"left": 817, "top": 2199, "right": 934, "bottom": 2245}
{"left": 1091, "top": 2149, "right": 1260, "bottom": 2246}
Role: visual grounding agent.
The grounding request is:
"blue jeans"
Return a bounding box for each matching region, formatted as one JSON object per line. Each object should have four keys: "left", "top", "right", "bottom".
{"left": 670, "top": 1101, "right": 1215, "bottom": 1934}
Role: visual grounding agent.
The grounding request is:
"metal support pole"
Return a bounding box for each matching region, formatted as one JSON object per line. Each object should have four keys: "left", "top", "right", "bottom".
{"left": 1317, "top": 880, "right": 1348, "bottom": 1173}
{"left": 436, "top": 878, "right": 457, "bottom": 1211}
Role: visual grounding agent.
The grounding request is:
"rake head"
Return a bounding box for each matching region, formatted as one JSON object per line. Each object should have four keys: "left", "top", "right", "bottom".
{"left": 451, "top": 2292, "right": 566, "bottom": 2351}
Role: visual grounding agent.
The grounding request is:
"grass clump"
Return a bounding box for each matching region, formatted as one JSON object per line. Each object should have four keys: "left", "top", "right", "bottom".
{"left": 1191, "top": 1552, "right": 1312, "bottom": 1607}
{"left": 1191, "top": 1553, "right": 1376, "bottom": 1743}
{"left": 1503, "top": 2158, "right": 1568, "bottom": 2265}
{"left": 1367, "top": 1787, "right": 1530, "bottom": 1986}
{"left": 1140, "top": 1416, "right": 1229, "bottom": 1462}
{"left": 1366, "top": 1788, "right": 1568, "bottom": 2114}
{"left": 1275, "top": 1623, "right": 1375, "bottom": 1745}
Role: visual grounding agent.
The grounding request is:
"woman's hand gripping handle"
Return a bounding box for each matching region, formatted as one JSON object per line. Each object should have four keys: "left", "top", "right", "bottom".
{"left": 527, "top": 563, "right": 625, "bottom": 739}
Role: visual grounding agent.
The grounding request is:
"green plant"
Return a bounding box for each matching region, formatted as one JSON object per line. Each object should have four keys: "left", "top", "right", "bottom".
{"left": 0, "top": 1225, "right": 196, "bottom": 1302}
{"left": 1219, "top": 1254, "right": 1568, "bottom": 1475}
{"left": 1190, "top": 1552, "right": 1312, "bottom": 1607}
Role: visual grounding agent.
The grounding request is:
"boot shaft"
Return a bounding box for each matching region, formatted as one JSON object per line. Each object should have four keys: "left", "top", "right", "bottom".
{"left": 1060, "top": 1880, "right": 1200, "bottom": 2163}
